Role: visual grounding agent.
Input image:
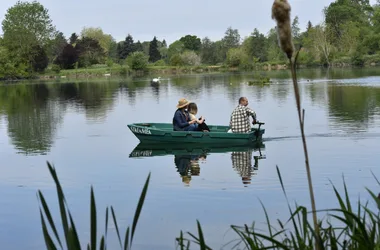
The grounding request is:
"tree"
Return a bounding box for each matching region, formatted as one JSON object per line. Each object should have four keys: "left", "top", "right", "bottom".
{"left": 69, "top": 33, "right": 78, "bottom": 45}
{"left": 222, "top": 27, "right": 241, "bottom": 49}
{"left": 80, "top": 27, "right": 114, "bottom": 54}
{"left": 54, "top": 44, "right": 79, "bottom": 69}
{"left": 149, "top": 36, "right": 161, "bottom": 62}
{"left": 243, "top": 28, "right": 268, "bottom": 62}
{"left": 226, "top": 47, "right": 249, "bottom": 68}
{"left": 180, "top": 51, "right": 201, "bottom": 66}
{"left": 75, "top": 37, "right": 105, "bottom": 67}
{"left": 2, "top": 1, "right": 56, "bottom": 72}
{"left": 48, "top": 32, "right": 67, "bottom": 63}
{"left": 134, "top": 41, "right": 143, "bottom": 52}
{"left": 127, "top": 51, "right": 148, "bottom": 70}
{"left": 308, "top": 24, "right": 334, "bottom": 66}
{"left": 31, "top": 45, "right": 49, "bottom": 72}
{"left": 167, "top": 40, "right": 185, "bottom": 60}
{"left": 119, "top": 34, "right": 135, "bottom": 59}
{"left": 179, "top": 35, "right": 202, "bottom": 51}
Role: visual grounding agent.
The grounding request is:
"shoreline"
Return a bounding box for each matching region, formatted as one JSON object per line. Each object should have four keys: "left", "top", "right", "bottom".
{"left": 1, "top": 62, "right": 380, "bottom": 82}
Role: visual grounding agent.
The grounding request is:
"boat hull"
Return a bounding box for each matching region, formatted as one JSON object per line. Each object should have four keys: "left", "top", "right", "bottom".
{"left": 127, "top": 123, "right": 265, "bottom": 145}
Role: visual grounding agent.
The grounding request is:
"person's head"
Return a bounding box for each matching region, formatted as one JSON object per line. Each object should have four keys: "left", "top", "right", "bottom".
{"left": 187, "top": 102, "right": 198, "bottom": 115}
{"left": 176, "top": 98, "right": 191, "bottom": 110}
{"left": 239, "top": 97, "right": 249, "bottom": 106}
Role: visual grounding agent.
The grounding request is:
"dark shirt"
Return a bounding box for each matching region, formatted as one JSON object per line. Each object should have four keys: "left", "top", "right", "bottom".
{"left": 173, "top": 109, "right": 190, "bottom": 131}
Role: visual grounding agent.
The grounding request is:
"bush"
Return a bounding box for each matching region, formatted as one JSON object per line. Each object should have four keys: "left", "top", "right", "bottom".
{"left": 226, "top": 47, "right": 250, "bottom": 68}
{"left": 126, "top": 52, "right": 149, "bottom": 70}
{"left": 51, "top": 64, "right": 60, "bottom": 74}
{"left": 180, "top": 51, "right": 201, "bottom": 66}
{"left": 153, "top": 59, "right": 166, "bottom": 66}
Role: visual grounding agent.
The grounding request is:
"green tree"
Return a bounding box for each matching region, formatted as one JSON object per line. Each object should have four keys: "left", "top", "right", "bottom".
{"left": 119, "top": 34, "right": 135, "bottom": 60}
{"left": 222, "top": 27, "right": 241, "bottom": 49}
{"left": 167, "top": 40, "right": 185, "bottom": 62}
{"left": 266, "top": 28, "right": 286, "bottom": 63}
{"left": 134, "top": 40, "right": 143, "bottom": 52}
{"left": 226, "top": 47, "right": 249, "bottom": 68}
{"left": 149, "top": 36, "right": 161, "bottom": 62}
{"left": 243, "top": 28, "right": 268, "bottom": 62}
{"left": 179, "top": 35, "right": 202, "bottom": 51}
{"left": 2, "top": 0, "right": 56, "bottom": 72}
{"left": 127, "top": 51, "right": 148, "bottom": 70}
{"left": 75, "top": 37, "right": 105, "bottom": 67}
{"left": 69, "top": 33, "right": 78, "bottom": 45}
{"left": 48, "top": 31, "right": 67, "bottom": 64}
{"left": 80, "top": 27, "right": 114, "bottom": 54}
{"left": 292, "top": 16, "right": 301, "bottom": 48}
{"left": 180, "top": 51, "right": 201, "bottom": 66}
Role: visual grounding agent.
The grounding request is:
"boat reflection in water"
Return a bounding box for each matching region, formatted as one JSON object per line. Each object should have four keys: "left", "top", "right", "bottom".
{"left": 129, "top": 142, "right": 266, "bottom": 186}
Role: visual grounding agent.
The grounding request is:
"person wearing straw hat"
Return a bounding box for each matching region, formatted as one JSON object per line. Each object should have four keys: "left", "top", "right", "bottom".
{"left": 173, "top": 98, "right": 205, "bottom": 131}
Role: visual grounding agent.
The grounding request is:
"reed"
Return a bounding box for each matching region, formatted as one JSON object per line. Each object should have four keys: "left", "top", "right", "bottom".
{"left": 37, "top": 161, "right": 150, "bottom": 250}
{"left": 178, "top": 166, "right": 380, "bottom": 249}
{"left": 271, "top": 0, "right": 321, "bottom": 248}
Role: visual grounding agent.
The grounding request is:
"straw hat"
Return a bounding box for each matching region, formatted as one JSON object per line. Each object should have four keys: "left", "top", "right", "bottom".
{"left": 176, "top": 98, "right": 190, "bottom": 108}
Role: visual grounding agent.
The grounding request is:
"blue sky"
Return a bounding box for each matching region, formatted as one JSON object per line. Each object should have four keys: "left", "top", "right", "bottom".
{"left": 0, "top": 0, "right": 377, "bottom": 45}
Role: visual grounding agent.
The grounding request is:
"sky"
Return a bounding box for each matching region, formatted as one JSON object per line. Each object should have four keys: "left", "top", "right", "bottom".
{"left": 0, "top": 0, "right": 378, "bottom": 45}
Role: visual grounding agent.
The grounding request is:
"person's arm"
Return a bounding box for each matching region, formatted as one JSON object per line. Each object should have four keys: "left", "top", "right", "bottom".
{"left": 245, "top": 107, "right": 257, "bottom": 123}
{"left": 174, "top": 111, "right": 192, "bottom": 128}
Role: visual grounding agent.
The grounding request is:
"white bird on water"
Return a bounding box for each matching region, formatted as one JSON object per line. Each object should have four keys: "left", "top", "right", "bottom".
{"left": 151, "top": 76, "right": 161, "bottom": 83}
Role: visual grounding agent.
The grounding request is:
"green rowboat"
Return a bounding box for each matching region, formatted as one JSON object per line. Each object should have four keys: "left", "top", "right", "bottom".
{"left": 127, "top": 122, "right": 265, "bottom": 145}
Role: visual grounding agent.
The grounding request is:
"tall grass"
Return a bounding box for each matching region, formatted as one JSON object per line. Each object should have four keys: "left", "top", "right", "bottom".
{"left": 177, "top": 166, "right": 380, "bottom": 249}
{"left": 37, "top": 162, "right": 150, "bottom": 250}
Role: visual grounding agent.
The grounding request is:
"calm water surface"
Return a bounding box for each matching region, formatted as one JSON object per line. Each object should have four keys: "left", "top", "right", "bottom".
{"left": 1, "top": 68, "right": 380, "bottom": 249}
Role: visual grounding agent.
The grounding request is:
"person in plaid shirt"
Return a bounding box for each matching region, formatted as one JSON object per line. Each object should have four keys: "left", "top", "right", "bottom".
{"left": 229, "top": 97, "right": 257, "bottom": 133}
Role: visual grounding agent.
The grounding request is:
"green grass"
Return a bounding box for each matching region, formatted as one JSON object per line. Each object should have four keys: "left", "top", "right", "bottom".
{"left": 37, "top": 161, "right": 380, "bottom": 250}
{"left": 38, "top": 162, "right": 150, "bottom": 250}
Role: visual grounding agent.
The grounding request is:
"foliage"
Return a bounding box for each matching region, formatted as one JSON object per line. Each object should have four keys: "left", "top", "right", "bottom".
{"left": 38, "top": 161, "right": 380, "bottom": 250}
{"left": 169, "top": 54, "right": 184, "bottom": 66}
{"left": 1, "top": 0, "right": 56, "bottom": 72}
{"left": 80, "top": 27, "right": 114, "bottom": 56}
{"left": 180, "top": 51, "right": 201, "bottom": 66}
{"left": 179, "top": 35, "right": 202, "bottom": 51}
{"left": 76, "top": 37, "right": 106, "bottom": 67}
{"left": 4, "top": 0, "right": 380, "bottom": 80}
{"left": 226, "top": 47, "right": 250, "bottom": 69}
{"left": 38, "top": 162, "right": 150, "bottom": 250}
{"left": 148, "top": 36, "right": 161, "bottom": 62}
{"left": 126, "top": 51, "right": 148, "bottom": 70}
{"left": 54, "top": 44, "right": 79, "bottom": 69}
{"left": 178, "top": 165, "right": 380, "bottom": 249}
{"left": 167, "top": 40, "right": 185, "bottom": 63}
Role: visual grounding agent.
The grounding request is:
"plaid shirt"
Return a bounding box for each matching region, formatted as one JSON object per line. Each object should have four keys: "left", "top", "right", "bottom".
{"left": 229, "top": 105, "right": 257, "bottom": 133}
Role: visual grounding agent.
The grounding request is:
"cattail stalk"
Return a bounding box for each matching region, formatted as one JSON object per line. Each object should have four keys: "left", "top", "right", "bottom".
{"left": 271, "top": 0, "right": 321, "bottom": 249}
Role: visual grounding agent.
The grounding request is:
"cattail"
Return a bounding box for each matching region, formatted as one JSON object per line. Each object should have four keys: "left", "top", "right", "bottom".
{"left": 271, "top": 0, "right": 294, "bottom": 59}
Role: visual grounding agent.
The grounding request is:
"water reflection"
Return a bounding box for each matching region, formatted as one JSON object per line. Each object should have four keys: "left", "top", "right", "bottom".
{"left": 0, "top": 84, "right": 64, "bottom": 155}
{"left": 129, "top": 142, "right": 266, "bottom": 186}
{"left": 327, "top": 85, "right": 380, "bottom": 131}
{"left": 1, "top": 70, "right": 380, "bottom": 156}
{"left": 174, "top": 154, "right": 206, "bottom": 186}
{"left": 0, "top": 81, "right": 121, "bottom": 155}
{"left": 231, "top": 148, "right": 265, "bottom": 186}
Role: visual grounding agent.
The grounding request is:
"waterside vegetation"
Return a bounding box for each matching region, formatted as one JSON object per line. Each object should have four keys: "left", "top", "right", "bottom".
{"left": 2, "top": 0, "right": 380, "bottom": 81}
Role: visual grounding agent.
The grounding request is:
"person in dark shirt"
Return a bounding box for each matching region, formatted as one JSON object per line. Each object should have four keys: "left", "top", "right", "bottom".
{"left": 173, "top": 98, "right": 205, "bottom": 131}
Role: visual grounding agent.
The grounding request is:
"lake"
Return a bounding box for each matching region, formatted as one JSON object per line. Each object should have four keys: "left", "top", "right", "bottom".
{"left": 1, "top": 68, "right": 380, "bottom": 249}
